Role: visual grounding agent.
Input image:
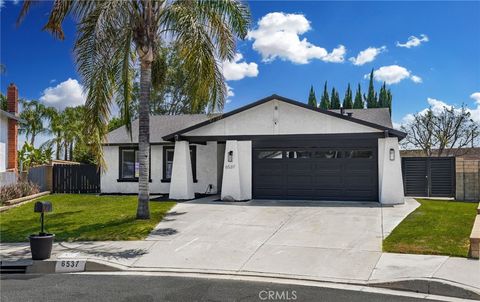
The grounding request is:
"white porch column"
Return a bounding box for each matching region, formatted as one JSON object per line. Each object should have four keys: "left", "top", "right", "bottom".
{"left": 378, "top": 137, "right": 405, "bottom": 204}
{"left": 169, "top": 141, "right": 194, "bottom": 200}
{"left": 221, "top": 140, "right": 252, "bottom": 201}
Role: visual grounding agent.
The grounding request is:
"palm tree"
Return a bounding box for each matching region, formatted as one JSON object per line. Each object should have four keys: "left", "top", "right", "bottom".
{"left": 20, "top": 1, "right": 250, "bottom": 219}
{"left": 19, "top": 99, "right": 50, "bottom": 147}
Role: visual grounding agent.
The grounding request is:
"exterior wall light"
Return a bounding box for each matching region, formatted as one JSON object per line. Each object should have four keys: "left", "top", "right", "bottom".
{"left": 389, "top": 148, "right": 395, "bottom": 161}
{"left": 228, "top": 151, "right": 233, "bottom": 162}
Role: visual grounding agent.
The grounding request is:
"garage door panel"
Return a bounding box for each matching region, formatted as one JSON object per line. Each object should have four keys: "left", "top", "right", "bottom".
{"left": 253, "top": 146, "right": 378, "bottom": 201}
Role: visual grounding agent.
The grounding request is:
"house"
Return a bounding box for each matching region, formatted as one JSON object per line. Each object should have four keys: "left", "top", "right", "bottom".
{"left": 101, "top": 95, "right": 406, "bottom": 204}
{"left": 0, "top": 84, "right": 20, "bottom": 186}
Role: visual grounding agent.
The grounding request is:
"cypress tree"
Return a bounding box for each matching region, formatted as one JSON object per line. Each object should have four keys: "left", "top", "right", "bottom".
{"left": 386, "top": 88, "right": 393, "bottom": 116}
{"left": 366, "top": 69, "right": 377, "bottom": 108}
{"left": 319, "top": 81, "right": 330, "bottom": 110}
{"left": 378, "top": 82, "right": 387, "bottom": 108}
{"left": 330, "top": 87, "right": 341, "bottom": 109}
{"left": 353, "top": 83, "right": 364, "bottom": 109}
{"left": 308, "top": 85, "right": 317, "bottom": 107}
{"left": 343, "top": 83, "right": 353, "bottom": 109}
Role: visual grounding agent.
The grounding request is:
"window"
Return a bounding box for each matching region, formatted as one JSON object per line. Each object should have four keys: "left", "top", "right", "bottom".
{"left": 162, "top": 146, "right": 197, "bottom": 182}
{"left": 258, "top": 150, "right": 283, "bottom": 159}
{"left": 314, "top": 150, "right": 343, "bottom": 159}
{"left": 118, "top": 147, "right": 151, "bottom": 181}
{"left": 286, "top": 151, "right": 312, "bottom": 159}
{"left": 345, "top": 150, "right": 374, "bottom": 159}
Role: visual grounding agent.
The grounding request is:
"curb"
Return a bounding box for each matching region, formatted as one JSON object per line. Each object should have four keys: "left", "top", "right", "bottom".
{"left": 5, "top": 259, "right": 479, "bottom": 300}
{"left": 369, "top": 278, "right": 480, "bottom": 301}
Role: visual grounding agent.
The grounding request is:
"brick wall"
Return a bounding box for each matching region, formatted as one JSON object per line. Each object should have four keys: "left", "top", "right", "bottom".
{"left": 456, "top": 158, "right": 480, "bottom": 201}
{"left": 6, "top": 83, "right": 18, "bottom": 171}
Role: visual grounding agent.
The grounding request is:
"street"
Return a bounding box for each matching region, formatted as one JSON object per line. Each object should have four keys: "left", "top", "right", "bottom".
{"left": 1, "top": 273, "right": 445, "bottom": 302}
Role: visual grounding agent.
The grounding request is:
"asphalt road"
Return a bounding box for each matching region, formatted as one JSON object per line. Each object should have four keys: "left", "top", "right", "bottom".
{"left": 1, "top": 274, "right": 443, "bottom": 302}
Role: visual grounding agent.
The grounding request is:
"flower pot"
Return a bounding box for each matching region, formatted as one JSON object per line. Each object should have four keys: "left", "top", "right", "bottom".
{"left": 29, "top": 234, "right": 55, "bottom": 260}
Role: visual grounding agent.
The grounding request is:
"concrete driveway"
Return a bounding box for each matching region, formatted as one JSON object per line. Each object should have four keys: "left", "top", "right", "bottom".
{"left": 134, "top": 197, "right": 419, "bottom": 282}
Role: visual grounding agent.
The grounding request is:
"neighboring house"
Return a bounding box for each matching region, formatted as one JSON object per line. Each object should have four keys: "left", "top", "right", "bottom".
{"left": 101, "top": 95, "right": 406, "bottom": 204}
{"left": 0, "top": 84, "right": 20, "bottom": 186}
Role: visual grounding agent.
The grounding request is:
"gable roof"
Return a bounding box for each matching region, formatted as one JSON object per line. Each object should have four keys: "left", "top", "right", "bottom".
{"left": 104, "top": 114, "right": 213, "bottom": 145}
{"left": 162, "top": 94, "right": 405, "bottom": 141}
{"left": 329, "top": 108, "right": 393, "bottom": 128}
{"left": 0, "top": 109, "right": 22, "bottom": 121}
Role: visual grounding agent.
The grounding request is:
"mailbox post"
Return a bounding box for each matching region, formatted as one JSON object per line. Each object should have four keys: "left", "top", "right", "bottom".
{"left": 29, "top": 201, "right": 55, "bottom": 260}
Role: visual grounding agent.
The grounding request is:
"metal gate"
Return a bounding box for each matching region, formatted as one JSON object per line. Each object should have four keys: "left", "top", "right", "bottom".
{"left": 53, "top": 164, "right": 100, "bottom": 193}
{"left": 401, "top": 157, "right": 455, "bottom": 197}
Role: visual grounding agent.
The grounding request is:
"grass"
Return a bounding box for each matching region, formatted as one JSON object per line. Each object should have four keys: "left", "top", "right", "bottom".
{"left": 383, "top": 199, "right": 478, "bottom": 257}
{"left": 0, "top": 194, "right": 176, "bottom": 242}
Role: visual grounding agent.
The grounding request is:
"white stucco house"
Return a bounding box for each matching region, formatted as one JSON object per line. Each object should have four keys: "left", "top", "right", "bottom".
{"left": 0, "top": 83, "right": 20, "bottom": 186}
{"left": 101, "top": 95, "right": 406, "bottom": 204}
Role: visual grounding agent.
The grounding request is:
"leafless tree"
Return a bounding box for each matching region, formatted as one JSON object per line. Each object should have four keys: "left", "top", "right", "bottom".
{"left": 401, "top": 105, "right": 479, "bottom": 156}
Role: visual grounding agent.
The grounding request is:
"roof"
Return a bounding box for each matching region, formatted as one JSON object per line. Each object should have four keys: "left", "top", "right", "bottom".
{"left": 162, "top": 94, "right": 405, "bottom": 141}
{"left": 105, "top": 95, "right": 405, "bottom": 145}
{"left": 0, "top": 109, "right": 21, "bottom": 121}
{"left": 329, "top": 108, "right": 393, "bottom": 128}
{"left": 105, "top": 114, "right": 213, "bottom": 144}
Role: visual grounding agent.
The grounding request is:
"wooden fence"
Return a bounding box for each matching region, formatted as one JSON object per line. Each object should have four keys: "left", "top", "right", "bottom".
{"left": 52, "top": 164, "right": 100, "bottom": 193}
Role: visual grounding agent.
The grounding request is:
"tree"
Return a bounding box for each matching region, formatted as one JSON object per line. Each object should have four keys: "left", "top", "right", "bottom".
{"left": 308, "top": 85, "right": 317, "bottom": 107}
{"left": 319, "top": 81, "right": 330, "bottom": 110}
{"left": 401, "top": 105, "right": 479, "bottom": 156}
{"left": 20, "top": 1, "right": 250, "bottom": 219}
{"left": 378, "top": 82, "right": 387, "bottom": 108}
{"left": 343, "top": 84, "right": 353, "bottom": 109}
{"left": 386, "top": 88, "right": 393, "bottom": 115}
{"left": 18, "top": 143, "right": 52, "bottom": 171}
{"left": 0, "top": 93, "right": 6, "bottom": 111}
{"left": 353, "top": 84, "right": 364, "bottom": 109}
{"left": 330, "top": 87, "right": 341, "bottom": 109}
{"left": 366, "top": 69, "right": 377, "bottom": 108}
{"left": 19, "top": 99, "right": 50, "bottom": 147}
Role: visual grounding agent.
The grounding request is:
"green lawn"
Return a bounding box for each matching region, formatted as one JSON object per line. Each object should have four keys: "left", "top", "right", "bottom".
{"left": 0, "top": 194, "right": 176, "bottom": 242}
{"left": 383, "top": 199, "right": 478, "bottom": 257}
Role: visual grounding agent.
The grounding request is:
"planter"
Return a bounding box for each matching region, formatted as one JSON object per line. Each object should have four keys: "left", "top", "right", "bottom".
{"left": 29, "top": 234, "right": 55, "bottom": 260}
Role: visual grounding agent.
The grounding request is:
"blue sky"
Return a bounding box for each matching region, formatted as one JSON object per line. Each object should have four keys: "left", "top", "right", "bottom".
{"left": 1, "top": 1, "right": 479, "bottom": 140}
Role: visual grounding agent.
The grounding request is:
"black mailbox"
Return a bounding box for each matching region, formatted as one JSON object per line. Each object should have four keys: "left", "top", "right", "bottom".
{"left": 34, "top": 201, "right": 53, "bottom": 213}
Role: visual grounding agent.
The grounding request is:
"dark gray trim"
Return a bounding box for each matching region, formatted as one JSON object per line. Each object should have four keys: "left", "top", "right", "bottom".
{"left": 178, "top": 133, "right": 385, "bottom": 144}
{"left": 162, "top": 94, "right": 406, "bottom": 141}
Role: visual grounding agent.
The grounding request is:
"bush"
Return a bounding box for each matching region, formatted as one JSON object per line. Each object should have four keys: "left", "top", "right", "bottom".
{"left": 0, "top": 181, "right": 40, "bottom": 204}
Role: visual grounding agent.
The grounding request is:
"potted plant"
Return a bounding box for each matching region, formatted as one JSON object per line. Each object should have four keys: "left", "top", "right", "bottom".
{"left": 29, "top": 201, "right": 55, "bottom": 260}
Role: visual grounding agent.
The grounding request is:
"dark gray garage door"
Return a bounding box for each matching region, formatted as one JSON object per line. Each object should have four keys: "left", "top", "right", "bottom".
{"left": 253, "top": 148, "right": 378, "bottom": 201}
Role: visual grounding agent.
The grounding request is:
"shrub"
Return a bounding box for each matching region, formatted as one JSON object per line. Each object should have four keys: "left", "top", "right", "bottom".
{"left": 0, "top": 181, "right": 40, "bottom": 204}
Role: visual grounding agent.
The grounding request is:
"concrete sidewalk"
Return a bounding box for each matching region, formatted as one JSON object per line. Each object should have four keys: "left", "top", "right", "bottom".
{"left": 1, "top": 241, "right": 479, "bottom": 297}
{"left": 1, "top": 198, "right": 479, "bottom": 299}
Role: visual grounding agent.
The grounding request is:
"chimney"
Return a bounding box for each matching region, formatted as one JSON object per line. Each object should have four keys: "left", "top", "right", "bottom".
{"left": 340, "top": 107, "right": 345, "bottom": 115}
{"left": 7, "top": 83, "right": 18, "bottom": 171}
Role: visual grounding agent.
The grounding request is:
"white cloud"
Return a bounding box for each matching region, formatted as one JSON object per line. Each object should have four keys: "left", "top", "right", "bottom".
{"left": 49, "top": 79, "right": 57, "bottom": 84}
{"left": 396, "top": 34, "right": 429, "bottom": 48}
{"left": 226, "top": 84, "right": 234, "bottom": 104}
{"left": 470, "top": 92, "right": 480, "bottom": 104}
{"left": 395, "top": 96, "right": 480, "bottom": 128}
{"left": 40, "top": 78, "right": 86, "bottom": 110}
{"left": 410, "top": 75, "right": 423, "bottom": 83}
{"left": 366, "top": 65, "right": 422, "bottom": 85}
{"left": 247, "top": 12, "right": 346, "bottom": 64}
{"left": 0, "top": 0, "right": 4, "bottom": 8}
{"left": 222, "top": 53, "right": 258, "bottom": 81}
{"left": 349, "top": 46, "right": 386, "bottom": 66}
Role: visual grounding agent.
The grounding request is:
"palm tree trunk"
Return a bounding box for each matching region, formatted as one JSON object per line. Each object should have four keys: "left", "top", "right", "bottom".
{"left": 56, "top": 132, "right": 61, "bottom": 160}
{"left": 136, "top": 59, "right": 151, "bottom": 219}
{"left": 69, "top": 142, "right": 73, "bottom": 161}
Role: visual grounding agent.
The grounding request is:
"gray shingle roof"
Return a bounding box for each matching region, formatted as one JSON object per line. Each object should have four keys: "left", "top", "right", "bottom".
{"left": 105, "top": 107, "right": 393, "bottom": 144}
{"left": 329, "top": 108, "right": 393, "bottom": 128}
{"left": 105, "top": 114, "right": 213, "bottom": 144}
